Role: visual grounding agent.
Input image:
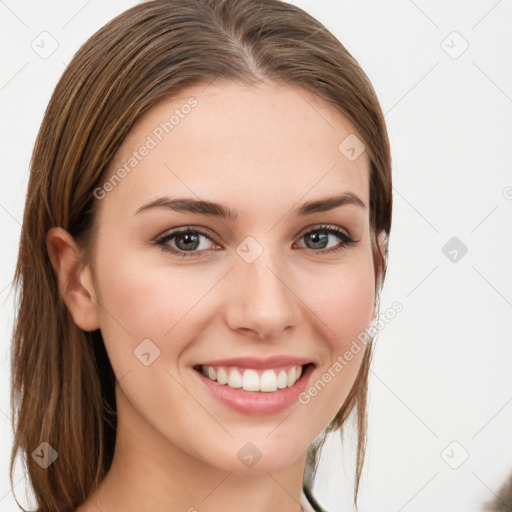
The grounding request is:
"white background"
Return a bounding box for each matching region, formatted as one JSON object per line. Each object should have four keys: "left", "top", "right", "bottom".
{"left": 1, "top": 1, "right": 511, "bottom": 511}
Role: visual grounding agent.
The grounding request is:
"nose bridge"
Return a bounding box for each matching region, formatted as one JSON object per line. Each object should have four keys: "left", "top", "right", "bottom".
{"left": 225, "top": 237, "right": 299, "bottom": 338}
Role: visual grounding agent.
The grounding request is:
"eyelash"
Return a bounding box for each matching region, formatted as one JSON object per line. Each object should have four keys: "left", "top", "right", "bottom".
{"left": 154, "top": 224, "right": 356, "bottom": 259}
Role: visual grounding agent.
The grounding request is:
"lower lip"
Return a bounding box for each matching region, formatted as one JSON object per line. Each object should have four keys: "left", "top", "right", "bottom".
{"left": 193, "top": 364, "right": 315, "bottom": 415}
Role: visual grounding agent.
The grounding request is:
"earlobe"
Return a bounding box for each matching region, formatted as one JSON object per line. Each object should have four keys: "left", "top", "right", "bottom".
{"left": 46, "top": 227, "right": 100, "bottom": 332}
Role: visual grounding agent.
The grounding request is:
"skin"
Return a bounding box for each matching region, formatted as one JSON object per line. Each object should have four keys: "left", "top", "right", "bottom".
{"left": 47, "top": 79, "right": 381, "bottom": 512}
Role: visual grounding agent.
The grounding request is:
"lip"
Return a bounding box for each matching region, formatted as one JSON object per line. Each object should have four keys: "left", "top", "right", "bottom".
{"left": 195, "top": 355, "right": 314, "bottom": 369}
{"left": 192, "top": 362, "right": 315, "bottom": 415}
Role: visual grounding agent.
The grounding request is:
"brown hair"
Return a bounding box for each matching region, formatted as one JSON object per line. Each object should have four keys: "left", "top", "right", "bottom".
{"left": 10, "top": 0, "right": 392, "bottom": 510}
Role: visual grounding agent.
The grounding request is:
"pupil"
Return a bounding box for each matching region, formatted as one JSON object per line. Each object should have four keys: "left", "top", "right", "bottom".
{"left": 307, "top": 232, "right": 327, "bottom": 249}
{"left": 177, "top": 233, "right": 199, "bottom": 250}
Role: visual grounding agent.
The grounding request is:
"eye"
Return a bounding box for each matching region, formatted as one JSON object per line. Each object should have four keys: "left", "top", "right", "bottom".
{"left": 154, "top": 224, "right": 356, "bottom": 258}
{"left": 155, "top": 227, "right": 219, "bottom": 258}
{"left": 294, "top": 224, "right": 356, "bottom": 254}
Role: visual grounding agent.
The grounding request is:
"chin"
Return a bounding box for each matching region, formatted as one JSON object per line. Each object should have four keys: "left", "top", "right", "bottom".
{"left": 190, "top": 433, "right": 309, "bottom": 475}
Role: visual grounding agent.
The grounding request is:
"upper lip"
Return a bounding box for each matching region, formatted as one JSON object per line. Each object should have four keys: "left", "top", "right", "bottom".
{"left": 195, "top": 355, "right": 315, "bottom": 369}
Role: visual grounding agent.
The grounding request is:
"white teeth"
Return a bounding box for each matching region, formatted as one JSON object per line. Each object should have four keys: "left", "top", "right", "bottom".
{"left": 200, "top": 364, "right": 304, "bottom": 392}
{"left": 277, "top": 370, "right": 288, "bottom": 389}
{"left": 216, "top": 367, "right": 228, "bottom": 385}
{"left": 260, "top": 369, "right": 278, "bottom": 392}
{"left": 242, "top": 369, "right": 260, "bottom": 391}
{"left": 287, "top": 366, "right": 296, "bottom": 387}
{"left": 227, "top": 368, "right": 242, "bottom": 388}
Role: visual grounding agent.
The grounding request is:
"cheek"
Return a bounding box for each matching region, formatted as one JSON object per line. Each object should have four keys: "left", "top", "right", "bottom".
{"left": 93, "top": 245, "right": 220, "bottom": 370}
{"left": 304, "top": 257, "right": 376, "bottom": 350}
{"left": 331, "top": 270, "right": 375, "bottom": 344}
{"left": 295, "top": 258, "right": 376, "bottom": 425}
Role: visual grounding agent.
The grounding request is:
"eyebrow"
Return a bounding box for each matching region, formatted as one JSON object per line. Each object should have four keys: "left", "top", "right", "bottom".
{"left": 133, "top": 192, "right": 367, "bottom": 219}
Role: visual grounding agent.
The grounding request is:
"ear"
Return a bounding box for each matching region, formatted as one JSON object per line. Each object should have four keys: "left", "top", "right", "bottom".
{"left": 372, "top": 230, "right": 388, "bottom": 320}
{"left": 46, "top": 227, "right": 100, "bottom": 332}
{"left": 377, "top": 231, "right": 388, "bottom": 272}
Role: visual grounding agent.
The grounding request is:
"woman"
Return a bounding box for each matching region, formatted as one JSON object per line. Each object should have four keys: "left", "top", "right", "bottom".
{"left": 10, "top": 0, "right": 392, "bottom": 511}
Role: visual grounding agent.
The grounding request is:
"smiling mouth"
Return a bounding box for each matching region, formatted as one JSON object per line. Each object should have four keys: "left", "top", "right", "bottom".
{"left": 193, "top": 363, "right": 314, "bottom": 393}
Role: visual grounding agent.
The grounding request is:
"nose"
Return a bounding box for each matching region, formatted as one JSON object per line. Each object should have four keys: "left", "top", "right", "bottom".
{"left": 224, "top": 245, "right": 300, "bottom": 340}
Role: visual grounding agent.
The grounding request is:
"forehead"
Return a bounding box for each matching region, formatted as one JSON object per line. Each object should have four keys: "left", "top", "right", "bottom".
{"left": 97, "top": 80, "right": 370, "bottom": 222}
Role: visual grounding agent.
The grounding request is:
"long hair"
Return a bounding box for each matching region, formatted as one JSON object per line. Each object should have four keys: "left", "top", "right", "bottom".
{"left": 10, "top": 1, "right": 392, "bottom": 510}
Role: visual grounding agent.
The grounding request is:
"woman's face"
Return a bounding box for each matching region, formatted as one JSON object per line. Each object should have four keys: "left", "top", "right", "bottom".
{"left": 87, "top": 80, "right": 376, "bottom": 475}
